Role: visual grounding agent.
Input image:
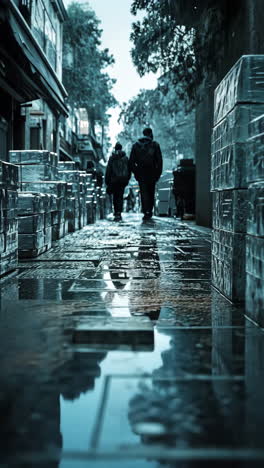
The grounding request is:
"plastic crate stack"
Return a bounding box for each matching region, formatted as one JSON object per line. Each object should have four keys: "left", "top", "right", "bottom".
{"left": 246, "top": 113, "right": 264, "bottom": 325}
{"left": 0, "top": 161, "right": 19, "bottom": 275}
{"left": 211, "top": 55, "right": 264, "bottom": 302}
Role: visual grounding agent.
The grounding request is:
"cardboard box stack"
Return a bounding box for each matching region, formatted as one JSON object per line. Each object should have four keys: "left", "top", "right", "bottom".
{"left": 58, "top": 161, "right": 76, "bottom": 171}
{"left": 78, "top": 172, "right": 85, "bottom": 229}
{"left": 58, "top": 166, "right": 81, "bottom": 233}
{"left": 57, "top": 166, "right": 99, "bottom": 230}
{"left": 43, "top": 194, "right": 56, "bottom": 250}
{"left": 0, "top": 161, "right": 19, "bottom": 275}
{"left": 8, "top": 150, "right": 68, "bottom": 253}
{"left": 17, "top": 192, "right": 46, "bottom": 258}
{"left": 211, "top": 55, "right": 264, "bottom": 302}
{"left": 20, "top": 181, "right": 67, "bottom": 243}
{"left": 86, "top": 173, "right": 96, "bottom": 224}
{"left": 9, "top": 150, "right": 59, "bottom": 183}
{"left": 99, "top": 187, "right": 107, "bottom": 219}
{"left": 246, "top": 113, "right": 264, "bottom": 325}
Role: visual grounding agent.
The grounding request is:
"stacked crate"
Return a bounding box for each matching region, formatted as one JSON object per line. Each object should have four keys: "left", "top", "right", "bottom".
{"left": 99, "top": 187, "right": 107, "bottom": 219}
{"left": 58, "top": 167, "right": 80, "bottom": 233}
{"left": 17, "top": 192, "right": 46, "bottom": 258}
{"left": 58, "top": 161, "right": 76, "bottom": 172}
{"left": 65, "top": 182, "right": 79, "bottom": 232}
{"left": 0, "top": 161, "right": 19, "bottom": 275}
{"left": 246, "top": 113, "right": 264, "bottom": 325}
{"left": 20, "top": 181, "right": 67, "bottom": 242}
{"left": 86, "top": 173, "right": 96, "bottom": 224}
{"left": 211, "top": 55, "right": 264, "bottom": 302}
{"left": 9, "top": 150, "right": 59, "bottom": 182}
{"left": 79, "top": 172, "right": 88, "bottom": 228}
{"left": 43, "top": 194, "right": 56, "bottom": 250}
{"left": 52, "top": 184, "right": 67, "bottom": 241}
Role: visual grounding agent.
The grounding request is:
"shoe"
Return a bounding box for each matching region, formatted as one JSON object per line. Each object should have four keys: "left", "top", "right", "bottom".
{"left": 114, "top": 213, "right": 122, "bottom": 222}
{"left": 143, "top": 213, "right": 152, "bottom": 221}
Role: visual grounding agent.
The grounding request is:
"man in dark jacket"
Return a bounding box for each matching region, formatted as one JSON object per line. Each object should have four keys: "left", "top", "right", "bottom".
{"left": 129, "top": 128, "right": 163, "bottom": 220}
{"left": 105, "top": 142, "right": 130, "bottom": 221}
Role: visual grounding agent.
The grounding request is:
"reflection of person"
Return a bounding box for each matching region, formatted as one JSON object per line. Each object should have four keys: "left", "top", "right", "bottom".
{"left": 129, "top": 127, "right": 163, "bottom": 221}
{"left": 109, "top": 267, "right": 130, "bottom": 290}
{"left": 129, "top": 236, "right": 161, "bottom": 320}
{"left": 105, "top": 142, "right": 131, "bottom": 222}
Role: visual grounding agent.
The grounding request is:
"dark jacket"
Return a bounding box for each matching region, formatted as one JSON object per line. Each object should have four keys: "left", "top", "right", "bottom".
{"left": 129, "top": 137, "right": 163, "bottom": 182}
{"left": 105, "top": 150, "right": 131, "bottom": 187}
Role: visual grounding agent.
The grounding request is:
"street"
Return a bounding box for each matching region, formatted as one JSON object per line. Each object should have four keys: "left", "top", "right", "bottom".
{"left": 0, "top": 214, "right": 263, "bottom": 467}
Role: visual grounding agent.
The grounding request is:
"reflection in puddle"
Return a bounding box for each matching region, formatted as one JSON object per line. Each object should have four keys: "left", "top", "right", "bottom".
{"left": 1, "top": 215, "right": 261, "bottom": 467}
{"left": 60, "top": 330, "right": 171, "bottom": 463}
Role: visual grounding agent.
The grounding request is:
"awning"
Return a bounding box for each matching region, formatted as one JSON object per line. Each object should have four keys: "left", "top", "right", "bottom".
{"left": 8, "top": 2, "right": 68, "bottom": 115}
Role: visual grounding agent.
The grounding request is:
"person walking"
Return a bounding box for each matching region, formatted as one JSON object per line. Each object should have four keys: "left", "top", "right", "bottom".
{"left": 129, "top": 127, "right": 163, "bottom": 220}
{"left": 105, "top": 142, "right": 131, "bottom": 221}
{"left": 125, "top": 187, "right": 136, "bottom": 212}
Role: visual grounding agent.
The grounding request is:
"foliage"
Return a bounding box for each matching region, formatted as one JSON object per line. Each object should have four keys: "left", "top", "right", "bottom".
{"left": 63, "top": 2, "right": 117, "bottom": 129}
{"left": 130, "top": 0, "right": 226, "bottom": 105}
{"left": 118, "top": 75, "right": 195, "bottom": 169}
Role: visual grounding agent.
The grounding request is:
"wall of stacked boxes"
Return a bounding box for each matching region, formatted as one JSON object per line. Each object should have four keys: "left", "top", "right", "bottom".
{"left": 0, "top": 162, "right": 19, "bottom": 276}
{"left": 0, "top": 150, "right": 108, "bottom": 276}
{"left": 246, "top": 109, "right": 264, "bottom": 326}
{"left": 211, "top": 55, "right": 264, "bottom": 323}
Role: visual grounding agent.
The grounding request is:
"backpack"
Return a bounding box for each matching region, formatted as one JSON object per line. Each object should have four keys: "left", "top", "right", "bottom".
{"left": 111, "top": 155, "right": 129, "bottom": 184}
{"left": 137, "top": 142, "right": 156, "bottom": 169}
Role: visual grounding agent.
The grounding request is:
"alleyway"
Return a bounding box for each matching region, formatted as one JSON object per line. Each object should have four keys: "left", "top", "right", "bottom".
{"left": 0, "top": 214, "right": 263, "bottom": 467}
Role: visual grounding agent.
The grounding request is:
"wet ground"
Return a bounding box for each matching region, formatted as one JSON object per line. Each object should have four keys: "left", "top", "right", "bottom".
{"left": 0, "top": 214, "right": 263, "bottom": 467}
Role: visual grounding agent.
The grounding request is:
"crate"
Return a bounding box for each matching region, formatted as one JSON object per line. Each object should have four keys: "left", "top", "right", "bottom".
{"left": 212, "top": 229, "right": 246, "bottom": 301}
{"left": 214, "top": 55, "right": 264, "bottom": 125}
{"left": 212, "top": 190, "right": 248, "bottom": 233}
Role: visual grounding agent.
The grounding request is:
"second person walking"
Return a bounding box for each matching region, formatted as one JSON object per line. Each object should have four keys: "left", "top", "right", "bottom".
{"left": 105, "top": 142, "right": 131, "bottom": 222}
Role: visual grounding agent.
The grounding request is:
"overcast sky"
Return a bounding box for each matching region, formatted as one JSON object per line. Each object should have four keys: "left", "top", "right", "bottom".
{"left": 63, "top": 0, "right": 157, "bottom": 146}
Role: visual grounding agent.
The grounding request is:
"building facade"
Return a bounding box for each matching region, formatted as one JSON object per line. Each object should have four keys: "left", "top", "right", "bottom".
{"left": 0, "top": 0, "right": 68, "bottom": 160}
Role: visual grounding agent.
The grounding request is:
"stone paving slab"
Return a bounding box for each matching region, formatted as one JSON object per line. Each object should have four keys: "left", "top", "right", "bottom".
{"left": 72, "top": 317, "right": 154, "bottom": 346}
{"left": 18, "top": 269, "right": 88, "bottom": 279}
{"left": 20, "top": 252, "right": 102, "bottom": 262}
{"left": 1, "top": 213, "right": 263, "bottom": 466}
{"left": 69, "top": 325, "right": 251, "bottom": 373}
{"left": 67, "top": 279, "right": 211, "bottom": 292}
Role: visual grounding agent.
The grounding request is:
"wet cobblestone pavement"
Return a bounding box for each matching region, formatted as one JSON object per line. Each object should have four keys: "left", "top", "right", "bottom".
{"left": 0, "top": 214, "right": 264, "bottom": 467}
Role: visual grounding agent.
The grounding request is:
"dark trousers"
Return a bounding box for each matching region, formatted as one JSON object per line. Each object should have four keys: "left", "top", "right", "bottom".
{"left": 112, "top": 185, "right": 125, "bottom": 215}
{"left": 139, "top": 180, "right": 156, "bottom": 215}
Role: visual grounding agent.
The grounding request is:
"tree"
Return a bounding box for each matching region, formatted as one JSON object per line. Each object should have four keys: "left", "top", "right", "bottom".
{"left": 130, "top": 0, "right": 228, "bottom": 106}
{"left": 63, "top": 2, "right": 117, "bottom": 134}
{"left": 118, "top": 75, "right": 195, "bottom": 170}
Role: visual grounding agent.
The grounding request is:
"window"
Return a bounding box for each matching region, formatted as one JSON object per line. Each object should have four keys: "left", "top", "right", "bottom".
{"left": 31, "top": 0, "right": 58, "bottom": 70}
